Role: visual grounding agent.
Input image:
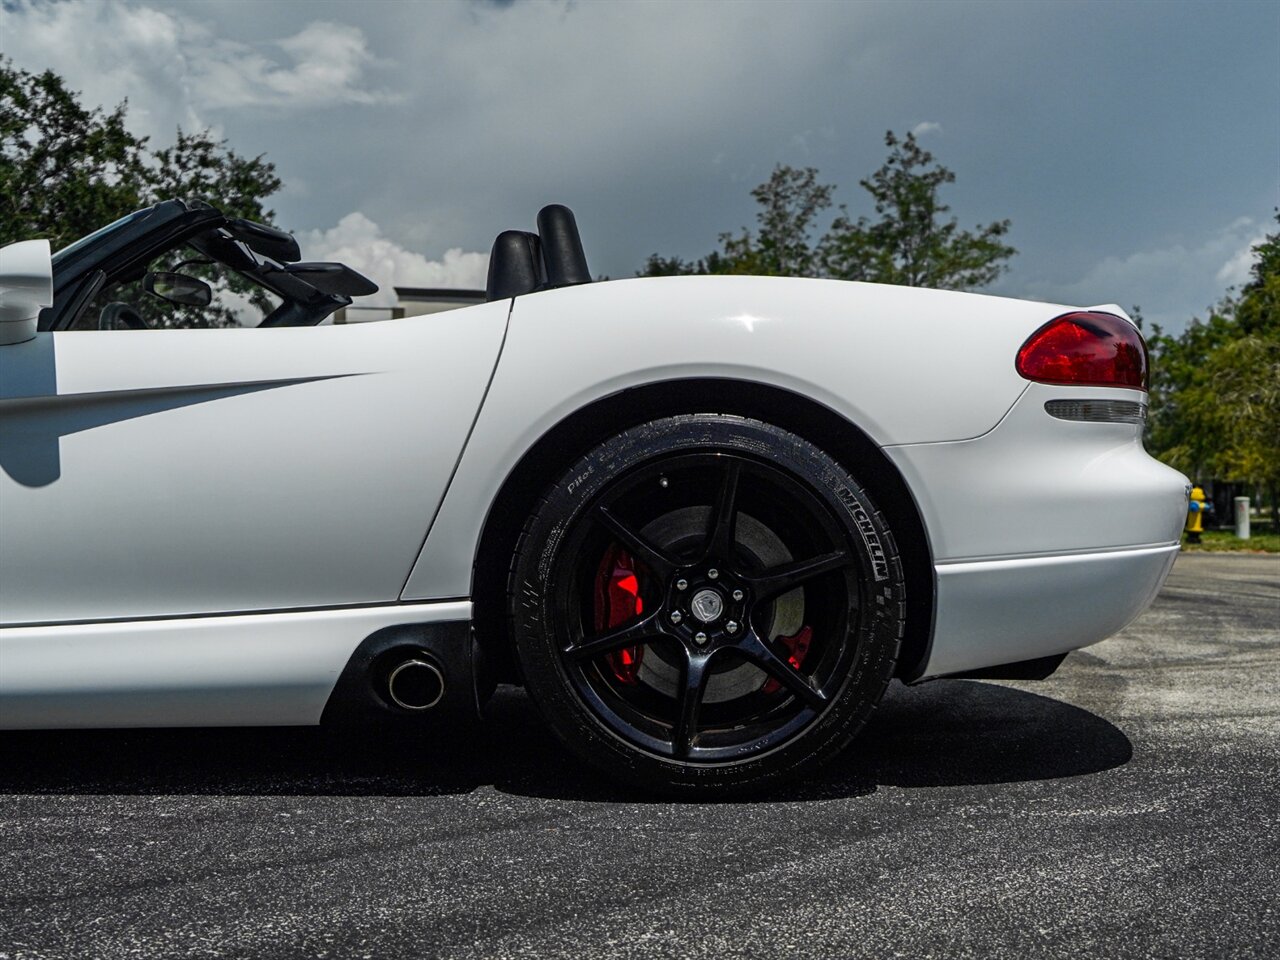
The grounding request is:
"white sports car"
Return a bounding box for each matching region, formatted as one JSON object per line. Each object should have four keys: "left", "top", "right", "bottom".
{"left": 0, "top": 202, "right": 1188, "bottom": 794}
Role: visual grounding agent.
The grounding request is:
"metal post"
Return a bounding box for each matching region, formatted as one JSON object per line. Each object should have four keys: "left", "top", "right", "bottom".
{"left": 1234, "top": 497, "right": 1251, "bottom": 540}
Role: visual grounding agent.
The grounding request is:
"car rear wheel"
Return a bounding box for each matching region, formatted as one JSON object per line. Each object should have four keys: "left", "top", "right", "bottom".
{"left": 508, "top": 414, "right": 905, "bottom": 795}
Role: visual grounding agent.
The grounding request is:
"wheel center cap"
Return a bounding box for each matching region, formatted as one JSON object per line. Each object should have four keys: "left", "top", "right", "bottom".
{"left": 689, "top": 588, "right": 725, "bottom": 624}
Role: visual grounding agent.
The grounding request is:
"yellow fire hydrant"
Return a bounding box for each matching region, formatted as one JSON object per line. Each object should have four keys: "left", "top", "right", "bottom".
{"left": 1185, "top": 485, "right": 1207, "bottom": 544}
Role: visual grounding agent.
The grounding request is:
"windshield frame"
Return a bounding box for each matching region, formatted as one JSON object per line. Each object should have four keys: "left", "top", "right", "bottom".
{"left": 52, "top": 207, "right": 158, "bottom": 269}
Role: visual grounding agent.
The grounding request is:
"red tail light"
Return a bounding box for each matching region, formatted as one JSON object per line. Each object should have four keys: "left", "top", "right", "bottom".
{"left": 1016, "top": 311, "right": 1148, "bottom": 390}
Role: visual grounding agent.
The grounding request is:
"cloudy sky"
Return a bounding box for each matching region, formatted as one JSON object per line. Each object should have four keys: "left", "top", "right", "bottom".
{"left": 2, "top": 0, "right": 1277, "bottom": 329}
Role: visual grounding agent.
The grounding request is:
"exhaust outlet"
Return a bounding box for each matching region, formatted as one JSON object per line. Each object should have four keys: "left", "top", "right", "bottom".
{"left": 386, "top": 658, "right": 445, "bottom": 711}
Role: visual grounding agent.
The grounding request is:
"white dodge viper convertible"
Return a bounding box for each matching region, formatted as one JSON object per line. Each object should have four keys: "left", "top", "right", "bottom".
{"left": 0, "top": 201, "right": 1188, "bottom": 793}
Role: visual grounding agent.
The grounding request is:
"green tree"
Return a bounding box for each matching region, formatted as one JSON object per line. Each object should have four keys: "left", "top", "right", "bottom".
{"left": 1146, "top": 300, "right": 1240, "bottom": 477}
{"left": 639, "top": 165, "right": 835, "bottom": 278}
{"left": 1, "top": 58, "right": 283, "bottom": 327}
{"left": 818, "top": 131, "right": 1015, "bottom": 288}
{"left": 1235, "top": 211, "right": 1280, "bottom": 337}
{"left": 637, "top": 251, "right": 733, "bottom": 276}
{"left": 639, "top": 132, "right": 1015, "bottom": 290}
{"left": 149, "top": 128, "right": 280, "bottom": 229}
{"left": 1147, "top": 214, "right": 1280, "bottom": 524}
{"left": 1210, "top": 216, "right": 1280, "bottom": 522}
{"left": 1202, "top": 335, "right": 1280, "bottom": 496}
{"left": 717, "top": 165, "right": 835, "bottom": 277}
{"left": 1, "top": 57, "right": 280, "bottom": 247}
{"left": 0, "top": 56, "right": 149, "bottom": 250}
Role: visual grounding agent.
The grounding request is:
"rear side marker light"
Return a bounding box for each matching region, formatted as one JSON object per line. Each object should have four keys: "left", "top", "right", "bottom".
{"left": 1045, "top": 399, "right": 1147, "bottom": 424}
{"left": 1017, "top": 311, "right": 1148, "bottom": 390}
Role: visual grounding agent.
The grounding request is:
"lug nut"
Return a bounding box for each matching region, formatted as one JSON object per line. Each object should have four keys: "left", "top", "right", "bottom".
{"left": 675, "top": 578, "right": 688, "bottom": 591}
{"left": 725, "top": 620, "right": 739, "bottom": 634}
{"left": 707, "top": 568, "right": 719, "bottom": 580}
{"left": 670, "top": 610, "right": 683, "bottom": 624}
{"left": 732, "top": 589, "right": 744, "bottom": 602}
{"left": 694, "top": 632, "right": 709, "bottom": 645}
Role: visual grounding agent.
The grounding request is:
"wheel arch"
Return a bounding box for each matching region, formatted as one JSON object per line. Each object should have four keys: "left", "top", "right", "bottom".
{"left": 471, "top": 377, "right": 936, "bottom": 685}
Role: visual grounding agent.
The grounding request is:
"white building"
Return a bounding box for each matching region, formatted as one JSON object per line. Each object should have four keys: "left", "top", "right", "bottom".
{"left": 333, "top": 286, "right": 486, "bottom": 323}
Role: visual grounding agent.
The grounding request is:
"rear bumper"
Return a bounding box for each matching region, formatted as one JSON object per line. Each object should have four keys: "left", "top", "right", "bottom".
{"left": 884, "top": 383, "right": 1189, "bottom": 561}
{"left": 919, "top": 543, "right": 1179, "bottom": 678}
{"left": 883, "top": 381, "right": 1189, "bottom": 679}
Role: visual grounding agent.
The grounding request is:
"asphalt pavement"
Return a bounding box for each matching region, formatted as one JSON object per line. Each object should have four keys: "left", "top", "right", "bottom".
{"left": 1, "top": 551, "right": 1277, "bottom": 959}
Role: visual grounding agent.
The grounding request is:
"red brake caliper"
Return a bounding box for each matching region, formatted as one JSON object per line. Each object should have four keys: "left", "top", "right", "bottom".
{"left": 593, "top": 545, "right": 646, "bottom": 684}
{"left": 762, "top": 625, "right": 813, "bottom": 695}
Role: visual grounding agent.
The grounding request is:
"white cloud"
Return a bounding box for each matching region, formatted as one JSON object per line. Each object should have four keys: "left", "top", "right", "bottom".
{"left": 298, "top": 213, "right": 489, "bottom": 307}
{"left": 199, "top": 21, "right": 390, "bottom": 110}
{"left": 1215, "top": 227, "right": 1266, "bottom": 287}
{"left": 0, "top": 1, "right": 391, "bottom": 142}
{"left": 911, "top": 121, "right": 943, "bottom": 137}
{"left": 1, "top": 0, "right": 201, "bottom": 140}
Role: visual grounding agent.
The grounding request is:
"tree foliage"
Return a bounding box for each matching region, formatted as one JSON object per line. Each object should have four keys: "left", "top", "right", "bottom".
{"left": 637, "top": 251, "right": 731, "bottom": 277}
{"left": 0, "top": 57, "right": 149, "bottom": 250}
{"left": 639, "top": 130, "right": 1016, "bottom": 290}
{"left": 1147, "top": 211, "right": 1280, "bottom": 522}
{"left": 148, "top": 129, "right": 281, "bottom": 228}
{"left": 0, "top": 57, "right": 280, "bottom": 249}
{"left": 819, "top": 132, "right": 1015, "bottom": 288}
{"left": 720, "top": 165, "right": 835, "bottom": 277}
{"left": 1, "top": 58, "right": 282, "bottom": 327}
{"left": 1202, "top": 335, "right": 1280, "bottom": 488}
{"left": 1235, "top": 217, "right": 1280, "bottom": 338}
{"left": 1146, "top": 298, "right": 1240, "bottom": 476}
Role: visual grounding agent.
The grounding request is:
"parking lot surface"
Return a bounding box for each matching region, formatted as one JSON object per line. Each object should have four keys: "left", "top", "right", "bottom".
{"left": 1, "top": 552, "right": 1277, "bottom": 959}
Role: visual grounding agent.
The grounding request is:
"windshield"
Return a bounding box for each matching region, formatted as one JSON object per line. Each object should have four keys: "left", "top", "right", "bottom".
{"left": 52, "top": 207, "right": 157, "bottom": 267}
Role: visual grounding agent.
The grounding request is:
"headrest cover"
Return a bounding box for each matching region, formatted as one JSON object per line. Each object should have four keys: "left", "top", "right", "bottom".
{"left": 486, "top": 230, "right": 543, "bottom": 301}
{"left": 536, "top": 204, "right": 591, "bottom": 288}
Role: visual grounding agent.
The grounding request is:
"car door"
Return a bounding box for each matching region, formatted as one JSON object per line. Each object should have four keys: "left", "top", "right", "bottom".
{"left": 0, "top": 304, "right": 509, "bottom": 625}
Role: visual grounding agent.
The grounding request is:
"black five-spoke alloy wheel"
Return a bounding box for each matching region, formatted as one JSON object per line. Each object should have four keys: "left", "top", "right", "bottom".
{"left": 509, "top": 415, "right": 906, "bottom": 795}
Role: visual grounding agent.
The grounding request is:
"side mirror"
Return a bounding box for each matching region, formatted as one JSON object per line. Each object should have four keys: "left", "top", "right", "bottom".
{"left": 144, "top": 271, "right": 213, "bottom": 307}
{"left": 0, "top": 239, "right": 52, "bottom": 346}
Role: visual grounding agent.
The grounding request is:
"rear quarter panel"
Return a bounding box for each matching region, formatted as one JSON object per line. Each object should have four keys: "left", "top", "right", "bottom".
{"left": 403, "top": 275, "right": 1072, "bottom": 600}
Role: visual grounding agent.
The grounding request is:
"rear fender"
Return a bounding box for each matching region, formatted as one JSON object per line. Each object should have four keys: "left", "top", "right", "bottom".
{"left": 403, "top": 275, "right": 1069, "bottom": 601}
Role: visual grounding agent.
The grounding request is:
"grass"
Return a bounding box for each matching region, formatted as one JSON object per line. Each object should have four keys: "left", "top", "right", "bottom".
{"left": 1182, "top": 528, "right": 1280, "bottom": 553}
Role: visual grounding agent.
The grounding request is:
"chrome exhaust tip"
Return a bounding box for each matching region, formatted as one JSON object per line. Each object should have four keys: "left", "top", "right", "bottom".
{"left": 386, "top": 658, "right": 445, "bottom": 711}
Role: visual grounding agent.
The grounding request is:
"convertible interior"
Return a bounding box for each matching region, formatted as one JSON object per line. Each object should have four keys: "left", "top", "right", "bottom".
{"left": 49, "top": 200, "right": 380, "bottom": 331}
{"left": 49, "top": 199, "right": 597, "bottom": 332}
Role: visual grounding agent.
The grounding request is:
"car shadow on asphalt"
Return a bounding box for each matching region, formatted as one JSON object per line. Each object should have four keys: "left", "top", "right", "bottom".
{"left": 0, "top": 680, "right": 1131, "bottom": 803}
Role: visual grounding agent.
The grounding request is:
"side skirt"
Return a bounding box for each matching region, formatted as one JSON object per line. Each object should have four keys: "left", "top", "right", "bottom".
{"left": 0, "top": 601, "right": 471, "bottom": 729}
